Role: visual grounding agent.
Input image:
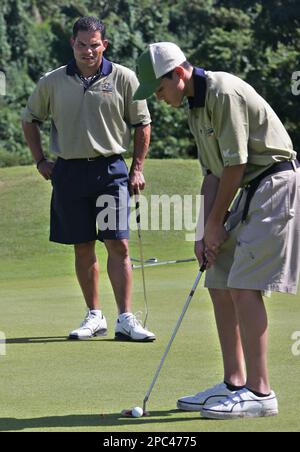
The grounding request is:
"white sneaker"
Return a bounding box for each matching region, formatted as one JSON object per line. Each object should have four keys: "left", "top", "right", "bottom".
{"left": 201, "top": 388, "right": 279, "bottom": 419}
{"left": 177, "top": 383, "right": 236, "bottom": 411}
{"left": 115, "top": 313, "right": 156, "bottom": 342}
{"left": 69, "top": 311, "right": 107, "bottom": 340}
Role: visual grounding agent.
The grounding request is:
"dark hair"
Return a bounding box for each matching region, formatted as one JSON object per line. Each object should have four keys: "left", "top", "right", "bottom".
{"left": 72, "top": 16, "right": 106, "bottom": 39}
{"left": 162, "top": 61, "right": 192, "bottom": 79}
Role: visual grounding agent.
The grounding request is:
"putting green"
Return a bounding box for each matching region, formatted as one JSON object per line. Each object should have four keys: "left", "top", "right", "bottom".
{"left": 0, "top": 162, "right": 299, "bottom": 432}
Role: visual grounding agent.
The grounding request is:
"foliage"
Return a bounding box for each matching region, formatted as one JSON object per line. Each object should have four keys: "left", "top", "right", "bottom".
{"left": 0, "top": 0, "right": 299, "bottom": 165}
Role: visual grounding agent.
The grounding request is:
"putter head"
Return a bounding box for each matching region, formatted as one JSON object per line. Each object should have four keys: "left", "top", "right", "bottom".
{"left": 148, "top": 257, "right": 158, "bottom": 263}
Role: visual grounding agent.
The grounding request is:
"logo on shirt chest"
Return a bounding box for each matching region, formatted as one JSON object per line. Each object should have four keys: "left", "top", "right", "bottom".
{"left": 205, "top": 126, "right": 214, "bottom": 137}
{"left": 198, "top": 125, "right": 214, "bottom": 138}
{"left": 100, "top": 82, "right": 114, "bottom": 94}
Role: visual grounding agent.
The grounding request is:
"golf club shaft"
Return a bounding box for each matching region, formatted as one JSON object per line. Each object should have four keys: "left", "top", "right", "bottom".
{"left": 132, "top": 258, "right": 196, "bottom": 269}
{"left": 134, "top": 192, "right": 149, "bottom": 328}
{"left": 143, "top": 263, "right": 206, "bottom": 412}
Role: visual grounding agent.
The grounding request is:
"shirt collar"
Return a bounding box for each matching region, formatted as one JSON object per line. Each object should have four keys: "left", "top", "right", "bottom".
{"left": 66, "top": 56, "right": 113, "bottom": 77}
{"left": 188, "top": 67, "right": 207, "bottom": 109}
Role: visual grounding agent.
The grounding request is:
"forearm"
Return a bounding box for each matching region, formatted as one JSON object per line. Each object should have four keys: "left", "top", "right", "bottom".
{"left": 131, "top": 124, "right": 151, "bottom": 172}
{"left": 200, "top": 165, "right": 245, "bottom": 265}
{"left": 201, "top": 173, "right": 220, "bottom": 225}
{"left": 22, "top": 121, "right": 44, "bottom": 163}
{"left": 208, "top": 164, "right": 246, "bottom": 225}
{"left": 195, "top": 173, "right": 220, "bottom": 260}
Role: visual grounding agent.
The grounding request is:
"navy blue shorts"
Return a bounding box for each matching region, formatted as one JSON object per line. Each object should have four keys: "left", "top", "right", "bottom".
{"left": 50, "top": 155, "right": 130, "bottom": 244}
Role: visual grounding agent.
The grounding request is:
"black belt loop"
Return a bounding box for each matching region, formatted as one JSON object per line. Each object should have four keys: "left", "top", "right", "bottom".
{"left": 242, "top": 159, "right": 300, "bottom": 223}
{"left": 241, "top": 180, "right": 261, "bottom": 223}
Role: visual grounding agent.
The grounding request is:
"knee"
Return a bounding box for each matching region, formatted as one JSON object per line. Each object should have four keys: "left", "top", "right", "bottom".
{"left": 230, "top": 288, "right": 263, "bottom": 305}
{"left": 106, "top": 239, "right": 129, "bottom": 259}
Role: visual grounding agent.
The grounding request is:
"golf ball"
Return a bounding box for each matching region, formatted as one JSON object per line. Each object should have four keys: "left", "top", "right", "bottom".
{"left": 132, "top": 406, "right": 143, "bottom": 418}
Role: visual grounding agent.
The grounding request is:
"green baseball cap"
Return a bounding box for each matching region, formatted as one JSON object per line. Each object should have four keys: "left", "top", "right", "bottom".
{"left": 133, "top": 42, "right": 186, "bottom": 101}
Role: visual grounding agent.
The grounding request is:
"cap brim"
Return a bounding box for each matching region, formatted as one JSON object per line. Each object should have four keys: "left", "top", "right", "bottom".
{"left": 133, "top": 78, "right": 161, "bottom": 101}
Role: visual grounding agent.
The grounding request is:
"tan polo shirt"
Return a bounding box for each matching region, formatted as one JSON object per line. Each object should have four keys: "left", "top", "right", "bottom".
{"left": 22, "top": 58, "right": 151, "bottom": 159}
{"left": 187, "top": 70, "right": 296, "bottom": 186}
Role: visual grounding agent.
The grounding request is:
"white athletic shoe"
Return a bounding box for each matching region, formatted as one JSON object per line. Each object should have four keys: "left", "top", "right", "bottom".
{"left": 177, "top": 382, "right": 236, "bottom": 411}
{"left": 69, "top": 311, "right": 107, "bottom": 340}
{"left": 201, "top": 388, "right": 279, "bottom": 419}
{"left": 115, "top": 313, "right": 156, "bottom": 342}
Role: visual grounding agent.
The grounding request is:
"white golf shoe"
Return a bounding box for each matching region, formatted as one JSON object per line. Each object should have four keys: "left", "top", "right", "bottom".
{"left": 201, "top": 388, "right": 279, "bottom": 419}
{"left": 69, "top": 311, "right": 107, "bottom": 340}
{"left": 177, "top": 382, "right": 236, "bottom": 411}
{"left": 115, "top": 313, "right": 156, "bottom": 342}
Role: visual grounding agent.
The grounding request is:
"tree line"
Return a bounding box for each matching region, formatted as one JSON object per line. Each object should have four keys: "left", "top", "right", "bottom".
{"left": 0, "top": 0, "right": 299, "bottom": 166}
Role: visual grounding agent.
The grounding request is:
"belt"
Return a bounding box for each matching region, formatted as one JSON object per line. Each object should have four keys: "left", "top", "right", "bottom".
{"left": 242, "top": 159, "right": 300, "bottom": 223}
{"left": 58, "top": 155, "right": 119, "bottom": 162}
{"left": 57, "top": 156, "right": 102, "bottom": 162}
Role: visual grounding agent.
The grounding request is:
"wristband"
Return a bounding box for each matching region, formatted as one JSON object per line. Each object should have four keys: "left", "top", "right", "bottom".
{"left": 36, "top": 156, "right": 46, "bottom": 169}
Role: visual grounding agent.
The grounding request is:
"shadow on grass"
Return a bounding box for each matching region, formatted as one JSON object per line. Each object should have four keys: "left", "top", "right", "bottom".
{"left": 6, "top": 336, "right": 70, "bottom": 344}
{"left": 5, "top": 337, "right": 152, "bottom": 344}
{"left": 0, "top": 410, "right": 203, "bottom": 432}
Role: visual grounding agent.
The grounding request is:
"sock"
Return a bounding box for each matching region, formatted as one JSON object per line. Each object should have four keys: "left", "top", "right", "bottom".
{"left": 224, "top": 381, "right": 245, "bottom": 392}
{"left": 246, "top": 387, "right": 271, "bottom": 398}
{"left": 90, "top": 309, "right": 102, "bottom": 317}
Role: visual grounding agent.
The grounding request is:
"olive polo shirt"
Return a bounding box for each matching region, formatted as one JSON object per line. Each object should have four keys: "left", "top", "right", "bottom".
{"left": 187, "top": 68, "right": 296, "bottom": 186}
{"left": 22, "top": 57, "right": 151, "bottom": 159}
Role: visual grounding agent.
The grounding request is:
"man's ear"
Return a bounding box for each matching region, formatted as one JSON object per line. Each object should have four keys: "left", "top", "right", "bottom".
{"left": 174, "top": 66, "right": 185, "bottom": 79}
{"left": 70, "top": 36, "right": 75, "bottom": 48}
{"left": 102, "top": 39, "right": 109, "bottom": 51}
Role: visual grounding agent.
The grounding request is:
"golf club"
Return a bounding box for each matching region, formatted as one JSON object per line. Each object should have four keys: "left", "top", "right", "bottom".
{"left": 134, "top": 191, "right": 149, "bottom": 328}
{"left": 131, "top": 257, "right": 196, "bottom": 269}
{"left": 130, "top": 257, "right": 159, "bottom": 264}
{"left": 121, "top": 260, "right": 207, "bottom": 417}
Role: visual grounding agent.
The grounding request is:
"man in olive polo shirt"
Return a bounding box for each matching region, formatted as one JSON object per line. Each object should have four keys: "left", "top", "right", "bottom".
{"left": 21, "top": 17, "right": 156, "bottom": 342}
{"left": 134, "top": 42, "right": 300, "bottom": 418}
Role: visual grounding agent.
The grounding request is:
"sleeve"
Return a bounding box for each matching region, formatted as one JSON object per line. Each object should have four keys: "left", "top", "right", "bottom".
{"left": 211, "top": 93, "right": 249, "bottom": 167}
{"left": 123, "top": 71, "right": 152, "bottom": 127}
{"left": 21, "top": 75, "right": 50, "bottom": 123}
{"left": 189, "top": 125, "right": 211, "bottom": 177}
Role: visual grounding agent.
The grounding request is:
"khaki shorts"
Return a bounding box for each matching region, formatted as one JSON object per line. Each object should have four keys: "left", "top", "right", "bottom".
{"left": 205, "top": 168, "right": 300, "bottom": 294}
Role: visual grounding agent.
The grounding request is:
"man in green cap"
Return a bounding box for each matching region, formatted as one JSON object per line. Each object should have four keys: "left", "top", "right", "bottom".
{"left": 134, "top": 42, "right": 300, "bottom": 419}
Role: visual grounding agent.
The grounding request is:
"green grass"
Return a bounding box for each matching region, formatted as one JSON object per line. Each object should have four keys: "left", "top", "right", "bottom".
{"left": 0, "top": 162, "right": 300, "bottom": 432}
